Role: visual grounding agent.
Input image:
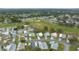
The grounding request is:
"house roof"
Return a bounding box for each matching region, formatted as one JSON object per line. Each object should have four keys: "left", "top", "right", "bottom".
{"left": 37, "top": 32, "right": 43, "bottom": 37}
{"left": 51, "top": 32, "right": 58, "bottom": 37}
{"left": 38, "top": 42, "right": 48, "bottom": 49}
{"left": 51, "top": 43, "right": 58, "bottom": 49}
{"left": 6, "top": 43, "right": 16, "bottom": 51}
{"left": 44, "top": 32, "right": 50, "bottom": 36}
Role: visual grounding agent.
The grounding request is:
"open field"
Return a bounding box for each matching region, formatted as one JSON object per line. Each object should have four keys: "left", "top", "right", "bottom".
{"left": 26, "top": 20, "right": 79, "bottom": 35}
{"left": 0, "top": 20, "right": 79, "bottom": 35}
{"left": 0, "top": 23, "right": 22, "bottom": 28}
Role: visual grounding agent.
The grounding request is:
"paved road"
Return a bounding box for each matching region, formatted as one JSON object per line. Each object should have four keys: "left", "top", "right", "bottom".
{"left": 64, "top": 42, "right": 70, "bottom": 51}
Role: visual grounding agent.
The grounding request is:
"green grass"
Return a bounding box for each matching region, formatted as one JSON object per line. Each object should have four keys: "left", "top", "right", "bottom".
{"left": 50, "top": 23, "right": 79, "bottom": 35}
{"left": 69, "top": 45, "right": 79, "bottom": 51}
{"left": 57, "top": 43, "right": 64, "bottom": 51}
{"left": 28, "top": 20, "right": 79, "bottom": 35}
{"left": 0, "top": 23, "right": 24, "bottom": 28}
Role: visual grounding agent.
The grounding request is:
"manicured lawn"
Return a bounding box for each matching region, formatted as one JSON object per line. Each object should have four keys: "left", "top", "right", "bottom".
{"left": 57, "top": 43, "right": 64, "bottom": 51}
{"left": 69, "top": 45, "right": 79, "bottom": 51}
{"left": 28, "top": 20, "right": 79, "bottom": 35}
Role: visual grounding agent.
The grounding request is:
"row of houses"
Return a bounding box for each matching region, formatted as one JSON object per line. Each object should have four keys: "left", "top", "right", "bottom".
{"left": 0, "top": 25, "right": 79, "bottom": 51}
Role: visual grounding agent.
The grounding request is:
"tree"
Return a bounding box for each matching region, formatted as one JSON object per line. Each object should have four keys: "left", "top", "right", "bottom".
{"left": 50, "top": 28, "right": 56, "bottom": 32}
{"left": 69, "top": 37, "right": 79, "bottom": 43}
{"left": 56, "top": 28, "right": 63, "bottom": 33}
{"left": 0, "top": 17, "right": 5, "bottom": 22}
{"left": 10, "top": 16, "right": 21, "bottom": 23}
{"left": 44, "top": 26, "right": 48, "bottom": 31}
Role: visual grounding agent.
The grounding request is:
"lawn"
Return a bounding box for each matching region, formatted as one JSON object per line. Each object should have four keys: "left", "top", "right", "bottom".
{"left": 0, "top": 23, "right": 24, "bottom": 28}
{"left": 27, "top": 20, "right": 79, "bottom": 35}
{"left": 69, "top": 45, "right": 79, "bottom": 51}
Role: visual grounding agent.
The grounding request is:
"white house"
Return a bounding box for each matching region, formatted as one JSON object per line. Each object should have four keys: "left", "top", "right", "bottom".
{"left": 36, "top": 33, "right": 43, "bottom": 40}
{"left": 50, "top": 42, "right": 59, "bottom": 50}
{"left": 5, "top": 43, "right": 16, "bottom": 51}
{"left": 58, "top": 33, "right": 66, "bottom": 41}
{"left": 38, "top": 42, "right": 48, "bottom": 49}
{"left": 50, "top": 36, "right": 54, "bottom": 40}
{"left": 17, "top": 42, "right": 26, "bottom": 50}
{"left": 59, "top": 33, "right": 66, "bottom": 38}
{"left": 51, "top": 32, "right": 58, "bottom": 38}
{"left": 44, "top": 32, "right": 50, "bottom": 39}
{"left": 59, "top": 33, "right": 63, "bottom": 38}
{"left": 2, "top": 31, "right": 9, "bottom": 35}
{"left": 31, "top": 41, "right": 38, "bottom": 48}
{"left": 50, "top": 41, "right": 55, "bottom": 44}
{"left": 77, "top": 48, "right": 79, "bottom": 51}
{"left": 58, "top": 37, "right": 62, "bottom": 42}
{"left": 18, "top": 29, "right": 23, "bottom": 34}
{"left": 24, "top": 30, "right": 28, "bottom": 40}
{"left": 38, "top": 32, "right": 43, "bottom": 37}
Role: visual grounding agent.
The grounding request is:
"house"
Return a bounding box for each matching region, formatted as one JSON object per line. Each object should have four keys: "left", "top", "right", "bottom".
{"left": 12, "top": 31, "right": 17, "bottom": 42}
{"left": 38, "top": 41, "right": 48, "bottom": 49}
{"left": 29, "top": 33, "right": 35, "bottom": 37}
{"left": 44, "top": 32, "right": 50, "bottom": 39}
{"left": 38, "top": 32, "right": 43, "bottom": 37}
{"left": 59, "top": 33, "right": 63, "bottom": 38}
{"left": 58, "top": 33, "right": 66, "bottom": 41}
{"left": 50, "top": 42, "right": 59, "bottom": 50}
{"left": 2, "top": 31, "right": 9, "bottom": 35}
{"left": 59, "top": 33, "right": 66, "bottom": 38}
{"left": 50, "top": 36, "right": 54, "bottom": 40}
{"left": 28, "top": 33, "right": 32, "bottom": 40}
{"left": 50, "top": 41, "right": 55, "bottom": 44}
{"left": 24, "top": 25, "right": 29, "bottom": 29}
{"left": 31, "top": 41, "right": 38, "bottom": 48}
{"left": 27, "top": 26, "right": 34, "bottom": 32}
{"left": 24, "top": 30, "right": 28, "bottom": 35}
{"left": 23, "top": 30, "right": 28, "bottom": 40}
{"left": 67, "top": 34, "right": 73, "bottom": 39}
{"left": 49, "top": 18, "right": 58, "bottom": 23}
{"left": 2, "top": 34, "right": 10, "bottom": 40}
{"left": 37, "top": 36, "right": 41, "bottom": 40}
{"left": 58, "top": 37, "right": 62, "bottom": 42}
{"left": 51, "top": 32, "right": 58, "bottom": 38}
{"left": 66, "top": 39, "right": 70, "bottom": 43}
{"left": 3, "top": 40, "right": 7, "bottom": 44}
{"left": 75, "top": 21, "right": 79, "bottom": 26}
{"left": 36, "top": 32, "right": 43, "bottom": 40}
{"left": 58, "top": 34, "right": 63, "bottom": 42}
{"left": 11, "top": 30, "right": 17, "bottom": 38}
{"left": 18, "top": 29, "right": 23, "bottom": 34}
{"left": 66, "top": 19, "right": 72, "bottom": 24}
{"left": 5, "top": 43, "right": 16, "bottom": 51}
{"left": 2, "top": 31, "right": 11, "bottom": 43}
{"left": 77, "top": 48, "right": 79, "bottom": 51}
{"left": 62, "top": 34, "right": 66, "bottom": 39}
{"left": 1, "top": 28, "right": 5, "bottom": 32}
{"left": 17, "top": 42, "right": 26, "bottom": 51}
{"left": 28, "top": 42, "right": 31, "bottom": 46}
{"left": 12, "top": 38, "right": 16, "bottom": 42}
{"left": 77, "top": 37, "right": 79, "bottom": 41}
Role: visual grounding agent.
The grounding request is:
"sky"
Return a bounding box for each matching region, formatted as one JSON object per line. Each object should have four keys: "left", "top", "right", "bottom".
{"left": 0, "top": 0, "right": 79, "bottom": 8}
